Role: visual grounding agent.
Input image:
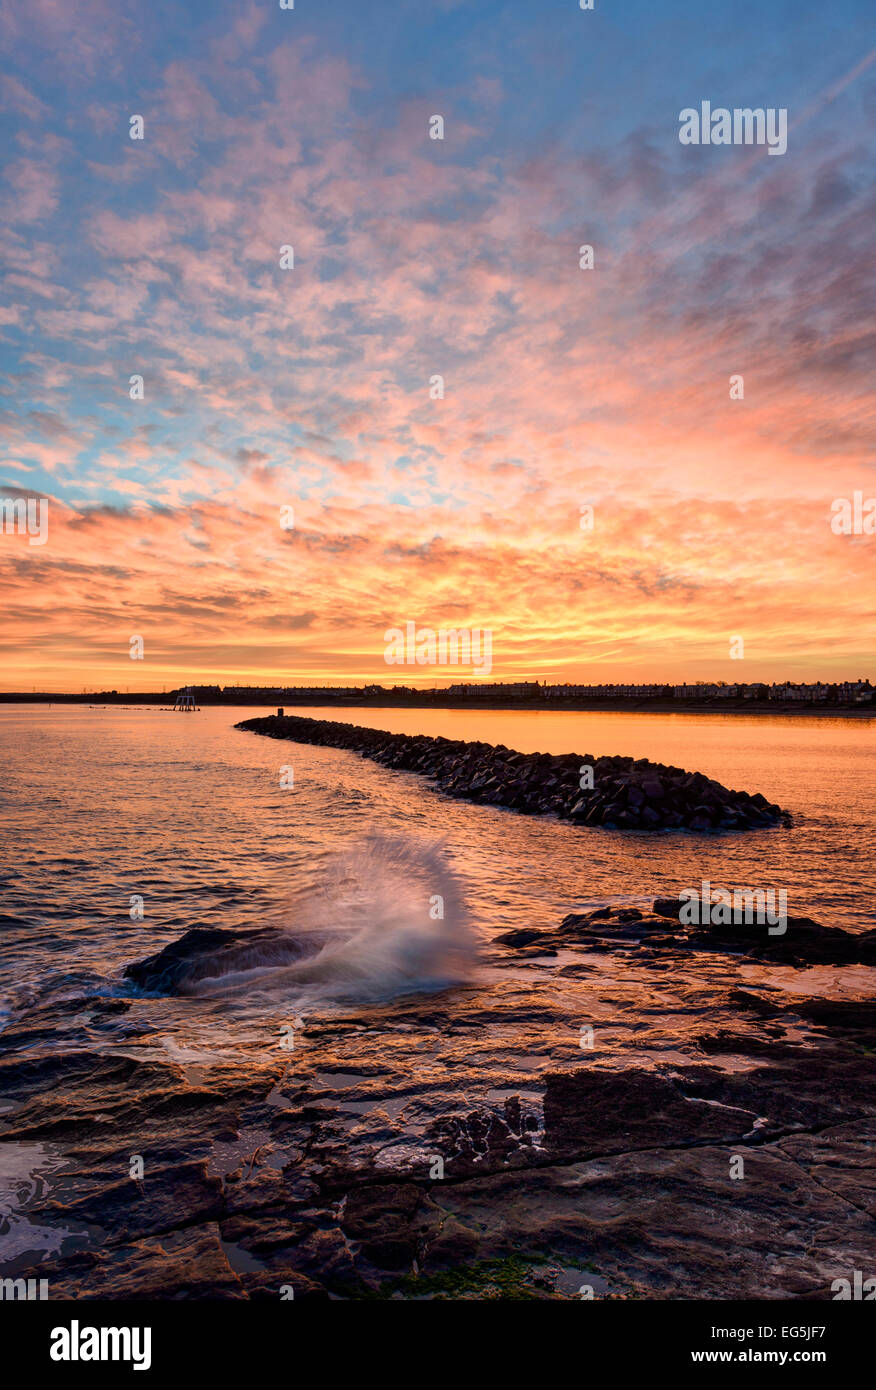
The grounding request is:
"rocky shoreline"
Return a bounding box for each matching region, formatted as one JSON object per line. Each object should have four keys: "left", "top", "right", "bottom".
{"left": 497, "top": 899, "right": 876, "bottom": 969}
{"left": 123, "top": 898, "right": 876, "bottom": 998}
{"left": 2, "top": 897, "right": 874, "bottom": 1300}
{"left": 236, "top": 714, "right": 790, "bottom": 833}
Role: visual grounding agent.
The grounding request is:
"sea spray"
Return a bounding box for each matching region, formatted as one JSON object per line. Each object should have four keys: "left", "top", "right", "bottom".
{"left": 184, "top": 835, "right": 478, "bottom": 1003}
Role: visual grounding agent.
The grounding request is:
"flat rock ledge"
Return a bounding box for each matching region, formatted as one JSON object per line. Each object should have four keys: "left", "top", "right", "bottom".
{"left": 236, "top": 715, "right": 789, "bottom": 833}
{"left": 497, "top": 899, "right": 876, "bottom": 967}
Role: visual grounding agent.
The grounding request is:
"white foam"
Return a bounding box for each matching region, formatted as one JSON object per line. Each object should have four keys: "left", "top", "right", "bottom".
{"left": 188, "top": 835, "right": 478, "bottom": 1004}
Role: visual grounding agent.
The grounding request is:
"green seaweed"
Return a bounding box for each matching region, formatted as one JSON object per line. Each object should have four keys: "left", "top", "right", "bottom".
{"left": 363, "top": 1253, "right": 593, "bottom": 1301}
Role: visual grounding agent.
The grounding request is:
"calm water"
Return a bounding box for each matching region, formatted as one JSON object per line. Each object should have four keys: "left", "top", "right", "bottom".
{"left": 1, "top": 701, "right": 874, "bottom": 1034}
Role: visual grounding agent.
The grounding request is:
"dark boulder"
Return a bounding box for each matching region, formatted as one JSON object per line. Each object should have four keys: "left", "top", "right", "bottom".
{"left": 124, "top": 925, "right": 326, "bottom": 995}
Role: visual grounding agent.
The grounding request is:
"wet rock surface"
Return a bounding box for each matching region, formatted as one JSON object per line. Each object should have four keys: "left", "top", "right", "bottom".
{"left": 497, "top": 900, "right": 876, "bottom": 966}
{"left": 2, "top": 900, "right": 874, "bottom": 1300}
{"left": 123, "top": 926, "right": 326, "bottom": 995}
{"left": 237, "top": 715, "right": 790, "bottom": 833}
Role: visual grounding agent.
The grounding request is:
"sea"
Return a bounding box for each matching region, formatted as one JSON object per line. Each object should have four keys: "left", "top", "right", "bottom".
{"left": 1, "top": 701, "right": 874, "bottom": 1285}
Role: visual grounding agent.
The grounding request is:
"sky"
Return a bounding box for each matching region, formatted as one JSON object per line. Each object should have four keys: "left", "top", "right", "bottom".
{"left": 1, "top": 0, "right": 874, "bottom": 691}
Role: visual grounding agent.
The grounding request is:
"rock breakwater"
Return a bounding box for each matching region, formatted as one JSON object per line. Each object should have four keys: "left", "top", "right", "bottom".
{"left": 236, "top": 714, "right": 790, "bottom": 833}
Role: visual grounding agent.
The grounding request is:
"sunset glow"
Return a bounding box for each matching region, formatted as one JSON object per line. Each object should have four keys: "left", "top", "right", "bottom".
{"left": 1, "top": 1, "right": 874, "bottom": 691}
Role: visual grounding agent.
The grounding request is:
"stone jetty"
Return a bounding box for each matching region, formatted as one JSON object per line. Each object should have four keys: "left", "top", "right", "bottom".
{"left": 236, "top": 714, "right": 790, "bottom": 832}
